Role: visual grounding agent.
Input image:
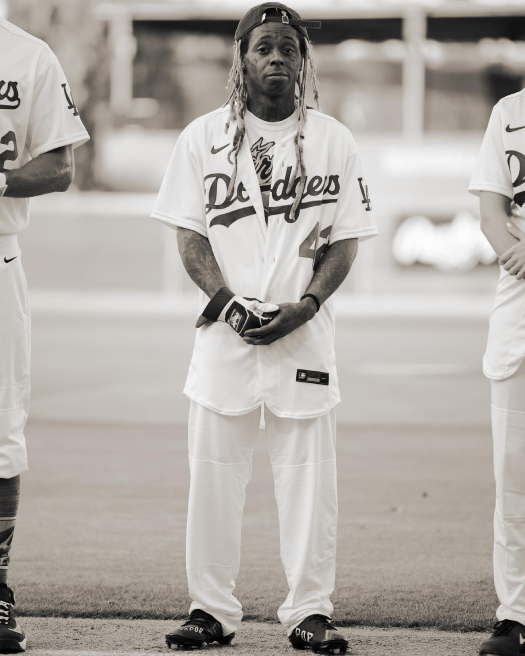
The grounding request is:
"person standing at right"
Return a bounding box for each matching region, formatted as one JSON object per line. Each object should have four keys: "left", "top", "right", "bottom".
{"left": 470, "top": 89, "right": 525, "bottom": 656}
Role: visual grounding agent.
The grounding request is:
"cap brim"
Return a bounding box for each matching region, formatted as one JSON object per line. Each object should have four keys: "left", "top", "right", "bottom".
{"left": 195, "top": 314, "right": 210, "bottom": 328}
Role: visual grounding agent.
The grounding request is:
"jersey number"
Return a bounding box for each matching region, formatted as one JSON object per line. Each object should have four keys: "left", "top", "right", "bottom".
{"left": 299, "top": 222, "right": 332, "bottom": 268}
{"left": 0, "top": 131, "right": 18, "bottom": 172}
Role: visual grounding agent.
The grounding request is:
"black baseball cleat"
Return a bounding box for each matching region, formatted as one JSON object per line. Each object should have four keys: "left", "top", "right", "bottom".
{"left": 479, "top": 619, "right": 525, "bottom": 656}
{"left": 289, "top": 614, "right": 348, "bottom": 655}
{"left": 0, "top": 586, "right": 26, "bottom": 653}
{"left": 165, "top": 609, "right": 235, "bottom": 650}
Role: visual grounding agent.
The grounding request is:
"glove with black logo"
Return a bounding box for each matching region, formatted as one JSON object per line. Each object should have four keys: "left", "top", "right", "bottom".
{"left": 196, "top": 287, "right": 279, "bottom": 337}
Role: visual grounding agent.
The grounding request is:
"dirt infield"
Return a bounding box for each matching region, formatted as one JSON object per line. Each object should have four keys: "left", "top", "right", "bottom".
{"left": 22, "top": 617, "right": 490, "bottom": 655}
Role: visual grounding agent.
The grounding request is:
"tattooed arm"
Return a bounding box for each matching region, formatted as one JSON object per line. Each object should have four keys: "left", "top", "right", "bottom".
{"left": 304, "top": 237, "right": 359, "bottom": 308}
{"left": 243, "top": 238, "right": 358, "bottom": 345}
{"left": 176, "top": 227, "right": 226, "bottom": 297}
{"left": 3, "top": 145, "right": 74, "bottom": 197}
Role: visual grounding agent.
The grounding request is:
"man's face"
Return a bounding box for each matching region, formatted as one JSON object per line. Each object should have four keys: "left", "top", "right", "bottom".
{"left": 243, "top": 23, "right": 303, "bottom": 98}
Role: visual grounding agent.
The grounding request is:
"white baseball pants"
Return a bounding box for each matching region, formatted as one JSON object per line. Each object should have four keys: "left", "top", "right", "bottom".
{"left": 186, "top": 400, "right": 338, "bottom": 636}
{"left": 492, "top": 358, "right": 525, "bottom": 624}
{"left": 0, "top": 235, "right": 29, "bottom": 479}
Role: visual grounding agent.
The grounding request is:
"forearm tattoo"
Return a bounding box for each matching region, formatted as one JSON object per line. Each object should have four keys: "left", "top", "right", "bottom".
{"left": 176, "top": 227, "right": 226, "bottom": 298}
{"left": 305, "top": 238, "right": 358, "bottom": 305}
{"left": 4, "top": 147, "right": 73, "bottom": 198}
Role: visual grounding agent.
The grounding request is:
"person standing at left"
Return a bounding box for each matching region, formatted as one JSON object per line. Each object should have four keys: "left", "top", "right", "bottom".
{"left": 0, "top": 16, "right": 89, "bottom": 653}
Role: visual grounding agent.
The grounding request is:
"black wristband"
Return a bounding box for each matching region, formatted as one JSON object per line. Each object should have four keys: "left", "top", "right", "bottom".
{"left": 301, "top": 293, "right": 320, "bottom": 313}
{"left": 196, "top": 287, "right": 234, "bottom": 328}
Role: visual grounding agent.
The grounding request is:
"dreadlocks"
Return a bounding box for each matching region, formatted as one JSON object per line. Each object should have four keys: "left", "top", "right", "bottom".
{"left": 223, "top": 32, "right": 320, "bottom": 222}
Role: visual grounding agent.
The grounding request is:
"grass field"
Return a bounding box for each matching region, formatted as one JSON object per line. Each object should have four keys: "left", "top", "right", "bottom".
{"left": 8, "top": 308, "right": 498, "bottom": 638}
{"left": 12, "top": 419, "right": 497, "bottom": 632}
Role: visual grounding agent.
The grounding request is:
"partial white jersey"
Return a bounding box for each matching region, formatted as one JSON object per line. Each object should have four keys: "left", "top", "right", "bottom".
{"left": 0, "top": 18, "right": 89, "bottom": 235}
{"left": 152, "top": 105, "right": 378, "bottom": 418}
{"left": 470, "top": 89, "right": 525, "bottom": 227}
{"left": 470, "top": 89, "right": 525, "bottom": 380}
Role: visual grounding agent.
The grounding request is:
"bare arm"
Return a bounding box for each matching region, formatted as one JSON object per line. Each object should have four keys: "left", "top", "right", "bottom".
{"left": 243, "top": 238, "right": 358, "bottom": 345}
{"left": 4, "top": 145, "right": 74, "bottom": 198}
{"left": 479, "top": 191, "right": 515, "bottom": 257}
{"left": 176, "top": 226, "right": 226, "bottom": 298}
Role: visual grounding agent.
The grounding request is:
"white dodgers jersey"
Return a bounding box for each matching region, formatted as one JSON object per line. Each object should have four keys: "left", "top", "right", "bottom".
{"left": 0, "top": 18, "right": 89, "bottom": 235}
{"left": 470, "top": 89, "right": 525, "bottom": 380}
{"left": 470, "top": 89, "right": 525, "bottom": 215}
{"left": 152, "top": 106, "right": 378, "bottom": 418}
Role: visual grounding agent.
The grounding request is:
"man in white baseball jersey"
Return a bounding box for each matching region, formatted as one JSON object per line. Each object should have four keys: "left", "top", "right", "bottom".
{"left": 0, "top": 17, "right": 89, "bottom": 652}
{"left": 470, "top": 89, "right": 525, "bottom": 656}
{"left": 152, "top": 4, "right": 377, "bottom": 653}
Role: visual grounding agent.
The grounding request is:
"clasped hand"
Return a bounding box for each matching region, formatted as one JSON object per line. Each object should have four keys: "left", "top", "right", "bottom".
{"left": 500, "top": 204, "right": 525, "bottom": 279}
{"left": 243, "top": 300, "right": 316, "bottom": 346}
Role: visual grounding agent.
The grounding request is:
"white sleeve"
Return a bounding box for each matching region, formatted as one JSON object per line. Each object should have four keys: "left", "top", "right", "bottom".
{"left": 151, "top": 132, "right": 207, "bottom": 238}
{"left": 469, "top": 104, "right": 513, "bottom": 199}
{"left": 329, "top": 148, "right": 378, "bottom": 245}
{"left": 26, "top": 56, "right": 89, "bottom": 158}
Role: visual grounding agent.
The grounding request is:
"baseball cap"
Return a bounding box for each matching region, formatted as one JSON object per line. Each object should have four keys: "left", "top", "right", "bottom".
{"left": 235, "top": 2, "right": 321, "bottom": 42}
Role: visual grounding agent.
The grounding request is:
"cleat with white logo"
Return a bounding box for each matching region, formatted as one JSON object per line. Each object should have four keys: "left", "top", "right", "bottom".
{"left": 0, "top": 586, "right": 26, "bottom": 653}
{"left": 165, "top": 609, "right": 235, "bottom": 650}
{"left": 289, "top": 615, "right": 348, "bottom": 655}
{"left": 479, "top": 619, "right": 525, "bottom": 656}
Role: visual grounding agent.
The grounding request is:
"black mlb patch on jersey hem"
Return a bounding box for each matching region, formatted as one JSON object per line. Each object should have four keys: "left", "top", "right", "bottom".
{"left": 296, "top": 369, "right": 329, "bottom": 385}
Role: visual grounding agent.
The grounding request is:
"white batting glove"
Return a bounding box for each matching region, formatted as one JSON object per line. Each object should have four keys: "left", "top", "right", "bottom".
{"left": 196, "top": 287, "right": 279, "bottom": 337}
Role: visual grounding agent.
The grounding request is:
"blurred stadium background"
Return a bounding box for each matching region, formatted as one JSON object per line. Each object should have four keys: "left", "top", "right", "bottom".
{"left": 7, "top": 0, "right": 525, "bottom": 301}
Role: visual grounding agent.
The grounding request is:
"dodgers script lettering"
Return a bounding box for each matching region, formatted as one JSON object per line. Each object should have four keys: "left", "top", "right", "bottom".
{"left": 206, "top": 166, "right": 340, "bottom": 228}
{"left": 506, "top": 149, "right": 525, "bottom": 207}
{"left": 0, "top": 81, "right": 20, "bottom": 110}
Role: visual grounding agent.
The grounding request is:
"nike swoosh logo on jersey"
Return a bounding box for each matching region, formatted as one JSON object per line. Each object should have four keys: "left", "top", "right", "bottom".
{"left": 520, "top": 634, "right": 525, "bottom": 645}
{"left": 506, "top": 124, "right": 525, "bottom": 133}
{"left": 4, "top": 256, "right": 17, "bottom": 263}
{"left": 211, "top": 143, "right": 229, "bottom": 154}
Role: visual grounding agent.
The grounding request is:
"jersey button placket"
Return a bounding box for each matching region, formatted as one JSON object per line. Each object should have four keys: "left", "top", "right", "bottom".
{"left": 262, "top": 155, "right": 280, "bottom": 298}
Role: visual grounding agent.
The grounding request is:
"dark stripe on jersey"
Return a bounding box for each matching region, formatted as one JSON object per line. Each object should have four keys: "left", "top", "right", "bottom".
{"left": 210, "top": 205, "right": 256, "bottom": 228}
{"left": 210, "top": 197, "right": 338, "bottom": 229}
